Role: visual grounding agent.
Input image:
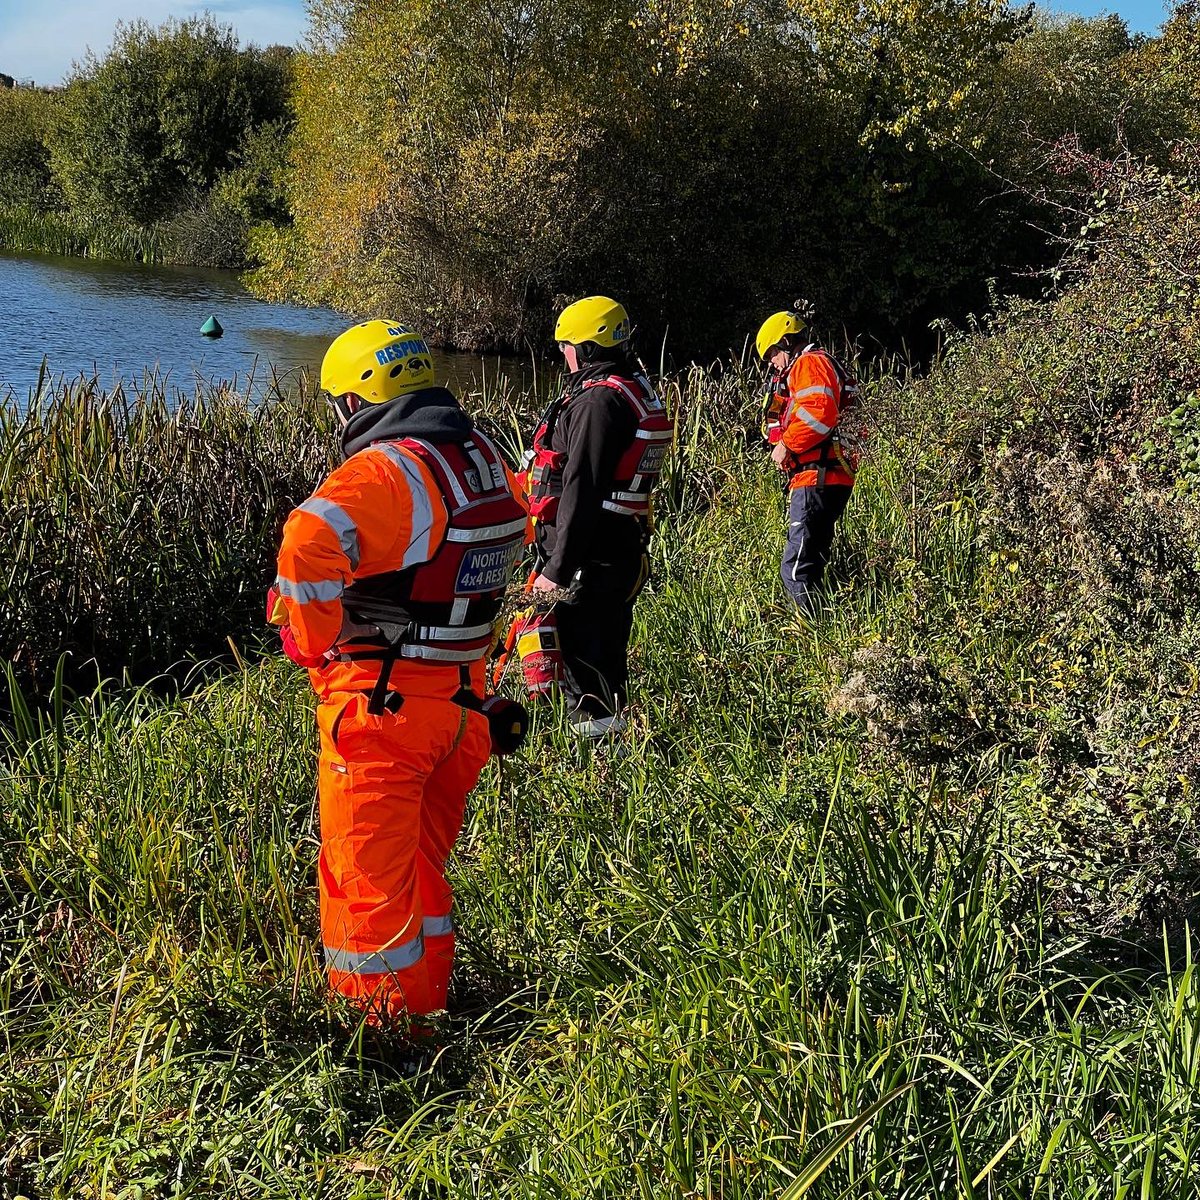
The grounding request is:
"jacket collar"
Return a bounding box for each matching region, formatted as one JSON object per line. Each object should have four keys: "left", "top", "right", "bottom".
{"left": 564, "top": 354, "right": 637, "bottom": 393}
{"left": 340, "top": 386, "right": 473, "bottom": 459}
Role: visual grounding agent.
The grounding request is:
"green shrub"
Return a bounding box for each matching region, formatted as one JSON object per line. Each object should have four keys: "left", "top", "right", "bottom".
{"left": 842, "top": 144, "right": 1200, "bottom": 934}
{"left": 160, "top": 197, "right": 250, "bottom": 269}
{"left": 48, "top": 17, "right": 290, "bottom": 229}
{"left": 0, "top": 88, "right": 60, "bottom": 211}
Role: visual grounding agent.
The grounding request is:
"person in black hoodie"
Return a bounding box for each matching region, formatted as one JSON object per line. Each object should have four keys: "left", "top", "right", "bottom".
{"left": 526, "top": 296, "right": 674, "bottom": 738}
{"left": 269, "top": 319, "right": 527, "bottom": 1026}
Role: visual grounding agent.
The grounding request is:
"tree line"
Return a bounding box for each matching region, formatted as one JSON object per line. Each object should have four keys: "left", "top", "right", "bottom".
{"left": 1, "top": 2, "right": 1197, "bottom": 356}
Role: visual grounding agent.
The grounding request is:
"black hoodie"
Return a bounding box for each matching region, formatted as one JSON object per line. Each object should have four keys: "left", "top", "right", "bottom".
{"left": 535, "top": 357, "right": 641, "bottom": 585}
{"left": 340, "top": 386, "right": 473, "bottom": 459}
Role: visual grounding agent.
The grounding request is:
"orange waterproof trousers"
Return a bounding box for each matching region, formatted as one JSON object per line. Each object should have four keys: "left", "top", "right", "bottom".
{"left": 315, "top": 689, "right": 490, "bottom": 1019}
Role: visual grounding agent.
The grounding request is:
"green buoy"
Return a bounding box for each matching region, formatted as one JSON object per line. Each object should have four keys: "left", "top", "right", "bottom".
{"left": 200, "top": 315, "right": 223, "bottom": 338}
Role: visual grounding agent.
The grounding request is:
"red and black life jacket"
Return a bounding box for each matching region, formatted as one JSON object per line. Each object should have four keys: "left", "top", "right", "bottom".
{"left": 528, "top": 372, "right": 674, "bottom": 523}
{"left": 339, "top": 432, "right": 525, "bottom": 689}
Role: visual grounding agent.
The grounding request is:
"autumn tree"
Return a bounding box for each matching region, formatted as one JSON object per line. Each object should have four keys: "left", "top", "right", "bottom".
{"left": 255, "top": 0, "right": 628, "bottom": 346}
{"left": 264, "top": 0, "right": 1196, "bottom": 356}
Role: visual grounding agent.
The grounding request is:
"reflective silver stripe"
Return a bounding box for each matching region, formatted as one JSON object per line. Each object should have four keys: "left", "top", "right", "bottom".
{"left": 591, "top": 374, "right": 663, "bottom": 419}
{"left": 466, "top": 443, "right": 493, "bottom": 490}
{"left": 444, "top": 519, "right": 527, "bottom": 543}
{"left": 792, "top": 536, "right": 806, "bottom": 581}
{"left": 375, "top": 443, "right": 438, "bottom": 566}
{"left": 298, "top": 498, "right": 360, "bottom": 570}
{"left": 449, "top": 596, "right": 470, "bottom": 625}
{"left": 611, "top": 489, "right": 645, "bottom": 501}
{"left": 423, "top": 913, "right": 454, "bottom": 937}
{"left": 324, "top": 933, "right": 424, "bottom": 974}
{"left": 791, "top": 406, "right": 833, "bottom": 436}
{"left": 793, "top": 385, "right": 836, "bottom": 401}
{"left": 405, "top": 438, "right": 468, "bottom": 507}
{"left": 275, "top": 576, "right": 344, "bottom": 604}
{"left": 399, "top": 644, "right": 487, "bottom": 662}
{"left": 635, "top": 428, "right": 671, "bottom": 441}
{"left": 606, "top": 377, "right": 639, "bottom": 404}
{"left": 473, "top": 431, "right": 510, "bottom": 488}
{"left": 602, "top": 500, "right": 643, "bottom": 515}
{"left": 413, "top": 622, "right": 493, "bottom": 641}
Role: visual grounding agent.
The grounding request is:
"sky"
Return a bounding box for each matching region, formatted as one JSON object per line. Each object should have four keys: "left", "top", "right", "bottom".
{"left": 0, "top": 0, "right": 1176, "bottom": 87}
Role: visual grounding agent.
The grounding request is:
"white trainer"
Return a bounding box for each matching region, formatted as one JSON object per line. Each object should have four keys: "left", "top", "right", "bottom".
{"left": 569, "top": 712, "right": 628, "bottom": 739}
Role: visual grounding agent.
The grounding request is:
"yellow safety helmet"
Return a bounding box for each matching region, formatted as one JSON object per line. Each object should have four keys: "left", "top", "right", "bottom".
{"left": 554, "top": 296, "right": 631, "bottom": 349}
{"left": 755, "top": 310, "right": 806, "bottom": 359}
{"left": 320, "top": 319, "right": 435, "bottom": 405}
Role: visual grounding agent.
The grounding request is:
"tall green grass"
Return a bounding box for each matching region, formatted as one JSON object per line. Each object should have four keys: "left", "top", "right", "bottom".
{"left": 3, "top": 612, "right": 1199, "bottom": 1194}
{"left": 0, "top": 206, "right": 165, "bottom": 263}
{"left": 2, "top": 362, "right": 1199, "bottom": 1196}
{"left": 0, "top": 372, "right": 332, "bottom": 694}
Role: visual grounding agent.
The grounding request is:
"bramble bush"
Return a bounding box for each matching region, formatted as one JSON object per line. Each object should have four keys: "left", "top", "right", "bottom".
{"left": 844, "top": 144, "right": 1200, "bottom": 934}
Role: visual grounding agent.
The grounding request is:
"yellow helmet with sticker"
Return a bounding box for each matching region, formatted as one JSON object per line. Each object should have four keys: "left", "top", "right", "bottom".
{"left": 755, "top": 310, "right": 806, "bottom": 359}
{"left": 320, "top": 320, "right": 435, "bottom": 405}
{"left": 554, "top": 296, "right": 631, "bottom": 349}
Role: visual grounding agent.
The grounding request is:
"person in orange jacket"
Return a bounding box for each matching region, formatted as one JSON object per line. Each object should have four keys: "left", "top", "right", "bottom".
{"left": 755, "top": 307, "right": 858, "bottom": 613}
{"left": 268, "top": 320, "right": 527, "bottom": 1025}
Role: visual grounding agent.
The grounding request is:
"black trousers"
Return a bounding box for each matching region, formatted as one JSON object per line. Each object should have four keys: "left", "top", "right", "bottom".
{"left": 780, "top": 484, "right": 852, "bottom": 611}
{"left": 554, "top": 545, "right": 649, "bottom": 720}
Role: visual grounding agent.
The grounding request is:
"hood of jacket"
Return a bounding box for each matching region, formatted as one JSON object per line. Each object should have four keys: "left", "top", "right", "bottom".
{"left": 340, "top": 386, "right": 473, "bottom": 460}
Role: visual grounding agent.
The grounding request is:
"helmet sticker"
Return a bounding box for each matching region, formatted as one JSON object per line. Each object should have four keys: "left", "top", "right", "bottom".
{"left": 375, "top": 338, "right": 428, "bottom": 365}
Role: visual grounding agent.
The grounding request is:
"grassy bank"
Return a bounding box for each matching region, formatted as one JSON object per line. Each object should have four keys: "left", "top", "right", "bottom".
{"left": 2, "top": 154, "right": 1199, "bottom": 1195}
{"left": 0, "top": 207, "right": 166, "bottom": 264}
{"left": 3, "top": 372, "right": 1200, "bottom": 1196}
{"left": 0, "top": 204, "right": 264, "bottom": 271}
{"left": 3, "top": 456, "right": 1200, "bottom": 1194}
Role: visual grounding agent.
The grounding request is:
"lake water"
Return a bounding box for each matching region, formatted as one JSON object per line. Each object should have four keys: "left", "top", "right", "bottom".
{"left": 0, "top": 251, "right": 542, "bottom": 404}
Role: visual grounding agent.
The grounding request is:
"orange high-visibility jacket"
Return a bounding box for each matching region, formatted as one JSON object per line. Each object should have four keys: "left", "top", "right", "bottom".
{"left": 274, "top": 443, "right": 525, "bottom": 697}
{"left": 779, "top": 350, "right": 856, "bottom": 491}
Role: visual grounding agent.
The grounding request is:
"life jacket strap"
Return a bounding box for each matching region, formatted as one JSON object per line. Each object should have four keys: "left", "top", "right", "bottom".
{"left": 367, "top": 652, "right": 397, "bottom": 716}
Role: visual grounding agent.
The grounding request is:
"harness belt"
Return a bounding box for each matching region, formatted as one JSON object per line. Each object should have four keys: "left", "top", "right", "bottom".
{"left": 791, "top": 433, "right": 852, "bottom": 491}
{"left": 345, "top": 664, "right": 528, "bottom": 752}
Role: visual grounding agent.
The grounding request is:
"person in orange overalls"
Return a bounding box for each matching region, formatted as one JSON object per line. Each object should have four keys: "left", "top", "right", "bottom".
{"left": 755, "top": 308, "right": 859, "bottom": 613}
{"left": 268, "top": 320, "right": 527, "bottom": 1023}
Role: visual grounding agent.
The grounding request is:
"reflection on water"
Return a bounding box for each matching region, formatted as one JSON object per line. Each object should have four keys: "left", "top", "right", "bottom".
{"left": 0, "top": 251, "right": 546, "bottom": 405}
